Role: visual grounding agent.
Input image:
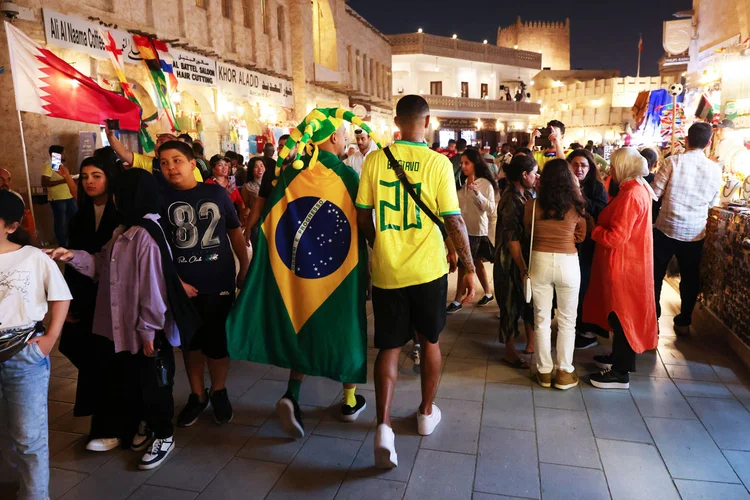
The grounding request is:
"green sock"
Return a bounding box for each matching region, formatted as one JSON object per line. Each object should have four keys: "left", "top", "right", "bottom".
{"left": 285, "top": 379, "right": 302, "bottom": 403}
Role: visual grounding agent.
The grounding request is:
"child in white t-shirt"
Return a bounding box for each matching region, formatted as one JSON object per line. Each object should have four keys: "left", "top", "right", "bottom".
{"left": 0, "top": 190, "right": 71, "bottom": 499}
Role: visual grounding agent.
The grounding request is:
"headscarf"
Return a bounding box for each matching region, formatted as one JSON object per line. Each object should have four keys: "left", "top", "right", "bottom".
{"left": 609, "top": 147, "right": 657, "bottom": 201}
{"left": 112, "top": 168, "right": 163, "bottom": 227}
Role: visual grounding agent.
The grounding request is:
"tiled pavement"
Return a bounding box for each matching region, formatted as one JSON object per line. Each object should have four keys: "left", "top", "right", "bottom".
{"left": 3, "top": 280, "right": 750, "bottom": 499}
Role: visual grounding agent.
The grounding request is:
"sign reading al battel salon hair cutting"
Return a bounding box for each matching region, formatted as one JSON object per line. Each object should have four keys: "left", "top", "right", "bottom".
{"left": 43, "top": 9, "right": 142, "bottom": 64}
{"left": 217, "top": 61, "right": 294, "bottom": 108}
{"left": 172, "top": 49, "right": 217, "bottom": 87}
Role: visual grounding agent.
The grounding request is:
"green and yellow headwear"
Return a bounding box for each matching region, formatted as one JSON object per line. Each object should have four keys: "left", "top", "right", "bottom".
{"left": 274, "top": 107, "right": 382, "bottom": 185}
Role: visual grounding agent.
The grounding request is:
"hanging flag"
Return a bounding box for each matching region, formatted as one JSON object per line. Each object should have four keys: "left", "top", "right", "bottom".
{"left": 638, "top": 34, "right": 644, "bottom": 52}
{"left": 152, "top": 39, "right": 179, "bottom": 96}
{"left": 100, "top": 29, "right": 156, "bottom": 153}
{"left": 5, "top": 22, "right": 141, "bottom": 130}
{"left": 132, "top": 34, "right": 180, "bottom": 132}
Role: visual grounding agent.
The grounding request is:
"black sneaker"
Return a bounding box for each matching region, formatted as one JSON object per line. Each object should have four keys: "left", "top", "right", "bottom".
{"left": 138, "top": 436, "right": 175, "bottom": 470}
{"left": 340, "top": 394, "right": 367, "bottom": 422}
{"left": 131, "top": 421, "right": 152, "bottom": 451}
{"left": 575, "top": 334, "right": 599, "bottom": 350}
{"left": 477, "top": 294, "right": 494, "bottom": 306}
{"left": 446, "top": 302, "right": 462, "bottom": 314}
{"left": 590, "top": 368, "right": 630, "bottom": 389}
{"left": 177, "top": 389, "right": 210, "bottom": 428}
{"left": 594, "top": 354, "right": 613, "bottom": 370}
{"left": 276, "top": 396, "right": 305, "bottom": 439}
{"left": 210, "top": 388, "right": 233, "bottom": 425}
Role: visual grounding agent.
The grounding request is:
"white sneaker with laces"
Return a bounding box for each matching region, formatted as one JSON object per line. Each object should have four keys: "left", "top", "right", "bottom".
{"left": 138, "top": 436, "right": 175, "bottom": 470}
{"left": 417, "top": 404, "right": 442, "bottom": 436}
{"left": 85, "top": 438, "right": 120, "bottom": 452}
{"left": 374, "top": 424, "right": 398, "bottom": 469}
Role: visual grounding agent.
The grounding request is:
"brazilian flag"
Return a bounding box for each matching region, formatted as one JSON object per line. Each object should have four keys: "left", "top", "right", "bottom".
{"left": 227, "top": 150, "right": 368, "bottom": 383}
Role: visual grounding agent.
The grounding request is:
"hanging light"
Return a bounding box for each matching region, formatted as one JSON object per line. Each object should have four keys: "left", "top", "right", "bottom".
{"left": 452, "top": 34, "right": 458, "bottom": 39}
{"left": 418, "top": 28, "right": 423, "bottom": 33}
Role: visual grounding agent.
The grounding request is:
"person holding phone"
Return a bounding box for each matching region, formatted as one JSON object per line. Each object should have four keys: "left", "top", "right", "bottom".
{"left": 42, "top": 145, "right": 77, "bottom": 246}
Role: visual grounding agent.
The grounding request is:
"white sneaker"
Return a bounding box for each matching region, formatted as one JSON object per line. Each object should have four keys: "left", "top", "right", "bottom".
{"left": 417, "top": 404, "right": 442, "bottom": 436}
{"left": 374, "top": 424, "right": 398, "bottom": 469}
{"left": 138, "top": 436, "right": 175, "bottom": 470}
{"left": 131, "top": 421, "right": 152, "bottom": 451}
{"left": 85, "top": 438, "right": 120, "bottom": 452}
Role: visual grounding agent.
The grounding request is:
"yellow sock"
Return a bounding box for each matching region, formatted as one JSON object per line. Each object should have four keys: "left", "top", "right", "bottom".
{"left": 343, "top": 386, "right": 357, "bottom": 407}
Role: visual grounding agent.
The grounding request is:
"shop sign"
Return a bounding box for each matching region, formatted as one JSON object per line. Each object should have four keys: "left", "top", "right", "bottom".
{"left": 664, "top": 56, "right": 690, "bottom": 66}
{"left": 663, "top": 19, "right": 692, "bottom": 56}
{"left": 43, "top": 9, "right": 141, "bottom": 64}
{"left": 217, "top": 61, "right": 294, "bottom": 108}
{"left": 172, "top": 49, "right": 217, "bottom": 87}
{"left": 436, "top": 117, "right": 483, "bottom": 129}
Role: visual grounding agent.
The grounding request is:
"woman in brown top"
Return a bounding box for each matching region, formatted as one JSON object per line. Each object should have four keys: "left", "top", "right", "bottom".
{"left": 524, "top": 159, "right": 592, "bottom": 390}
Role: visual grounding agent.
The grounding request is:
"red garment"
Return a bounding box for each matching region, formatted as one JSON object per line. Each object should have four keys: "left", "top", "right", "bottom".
{"left": 206, "top": 178, "right": 244, "bottom": 208}
{"left": 583, "top": 179, "right": 658, "bottom": 353}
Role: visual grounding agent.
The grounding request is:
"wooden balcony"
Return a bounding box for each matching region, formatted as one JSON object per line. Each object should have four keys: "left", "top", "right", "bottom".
{"left": 389, "top": 33, "right": 542, "bottom": 70}
{"left": 394, "top": 95, "right": 541, "bottom": 115}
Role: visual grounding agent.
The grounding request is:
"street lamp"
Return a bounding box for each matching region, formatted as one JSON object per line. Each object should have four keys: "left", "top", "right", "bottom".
{"left": 418, "top": 28, "right": 422, "bottom": 33}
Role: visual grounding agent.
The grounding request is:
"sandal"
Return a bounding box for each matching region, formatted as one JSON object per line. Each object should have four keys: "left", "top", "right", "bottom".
{"left": 501, "top": 357, "right": 529, "bottom": 369}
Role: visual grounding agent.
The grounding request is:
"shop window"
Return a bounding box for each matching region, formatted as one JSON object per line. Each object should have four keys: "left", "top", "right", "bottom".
{"left": 221, "top": 0, "right": 230, "bottom": 19}
{"left": 196, "top": 0, "right": 206, "bottom": 8}
{"left": 242, "top": 0, "right": 251, "bottom": 27}
{"left": 261, "top": 0, "right": 268, "bottom": 34}
{"left": 277, "top": 6, "right": 284, "bottom": 41}
{"left": 430, "top": 81, "right": 442, "bottom": 96}
{"left": 481, "top": 83, "right": 488, "bottom": 98}
{"left": 461, "top": 82, "right": 469, "bottom": 98}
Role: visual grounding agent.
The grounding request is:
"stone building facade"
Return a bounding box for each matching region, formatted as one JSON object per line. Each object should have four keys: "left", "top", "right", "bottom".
{"left": 497, "top": 17, "right": 570, "bottom": 71}
{"left": 0, "top": 0, "right": 391, "bottom": 243}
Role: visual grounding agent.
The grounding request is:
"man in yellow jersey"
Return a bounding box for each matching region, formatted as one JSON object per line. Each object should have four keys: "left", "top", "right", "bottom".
{"left": 104, "top": 126, "right": 203, "bottom": 185}
{"left": 530, "top": 119, "right": 566, "bottom": 170}
{"left": 356, "top": 95, "right": 477, "bottom": 469}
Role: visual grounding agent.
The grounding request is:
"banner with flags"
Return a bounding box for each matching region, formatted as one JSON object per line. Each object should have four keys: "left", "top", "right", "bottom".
{"left": 695, "top": 94, "right": 719, "bottom": 123}
{"left": 152, "top": 39, "right": 179, "bottom": 96}
{"left": 132, "top": 34, "right": 180, "bottom": 132}
{"left": 5, "top": 22, "right": 141, "bottom": 130}
{"left": 226, "top": 150, "right": 368, "bottom": 383}
{"left": 100, "top": 29, "right": 156, "bottom": 152}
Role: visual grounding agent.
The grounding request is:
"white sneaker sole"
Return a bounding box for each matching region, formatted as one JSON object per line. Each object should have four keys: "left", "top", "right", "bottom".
{"left": 446, "top": 308, "right": 462, "bottom": 315}
{"left": 85, "top": 440, "right": 120, "bottom": 452}
{"left": 178, "top": 401, "right": 210, "bottom": 428}
{"left": 374, "top": 446, "right": 398, "bottom": 469}
{"left": 138, "top": 443, "right": 174, "bottom": 470}
{"left": 554, "top": 380, "right": 579, "bottom": 390}
{"left": 575, "top": 340, "right": 599, "bottom": 350}
{"left": 276, "top": 399, "right": 304, "bottom": 439}
{"left": 590, "top": 379, "right": 629, "bottom": 389}
{"left": 340, "top": 401, "right": 366, "bottom": 423}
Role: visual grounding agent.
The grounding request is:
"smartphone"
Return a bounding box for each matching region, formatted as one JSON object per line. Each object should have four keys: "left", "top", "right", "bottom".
{"left": 51, "top": 152, "right": 62, "bottom": 172}
{"left": 534, "top": 127, "right": 552, "bottom": 148}
{"left": 105, "top": 119, "right": 120, "bottom": 131}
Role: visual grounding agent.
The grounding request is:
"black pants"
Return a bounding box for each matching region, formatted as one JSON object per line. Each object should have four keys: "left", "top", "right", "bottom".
{"left": 609, "top": 312, "right": 636, "bottom": 374}
{"left": 653, "top": 229, "right": 705, "bottom": 327}
{"left": 134, "top": 334, "right": 176, "bottom": 439}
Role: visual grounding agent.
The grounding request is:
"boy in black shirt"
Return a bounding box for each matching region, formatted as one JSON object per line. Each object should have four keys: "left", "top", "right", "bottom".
{"left": 158, "top": 141, "right": 250, "bottom": 426}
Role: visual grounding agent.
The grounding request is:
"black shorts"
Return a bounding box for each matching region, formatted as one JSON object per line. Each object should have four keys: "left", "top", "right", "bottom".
{"left": 372, "top": 275, "right": 448, "bottom": 349}
{"left": 188, "top": 294, "right": 234, "bottom": 359}
{"left": 459, "top": 235, "right": 495, "bottom": 268}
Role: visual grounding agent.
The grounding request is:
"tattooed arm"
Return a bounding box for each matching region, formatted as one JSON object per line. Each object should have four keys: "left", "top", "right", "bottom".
{"left": 357, "top": 208, "right": 376, "bottom": 247}
{"left": 445, "top": 215, "right": 477, "bottom": 303}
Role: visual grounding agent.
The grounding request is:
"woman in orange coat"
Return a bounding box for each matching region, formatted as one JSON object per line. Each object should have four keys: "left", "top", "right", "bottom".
{"left": 583, "top": 147, "right": 658, "bottom": 389}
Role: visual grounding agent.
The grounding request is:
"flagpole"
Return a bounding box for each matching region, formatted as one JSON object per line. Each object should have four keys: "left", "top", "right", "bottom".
{"left": 16, "top": 109, "right": 37, "bottom": 232}
{"left": 637, "top": 33, "right": 642, "bottom": 78}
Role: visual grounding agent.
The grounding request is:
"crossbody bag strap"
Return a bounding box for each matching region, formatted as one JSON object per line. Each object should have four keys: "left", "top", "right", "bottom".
{"left": 383, "top": 146, "right": 448, "bottom": 241}
{"left": 527, "top": 199, "right": 536, "bottom": 273}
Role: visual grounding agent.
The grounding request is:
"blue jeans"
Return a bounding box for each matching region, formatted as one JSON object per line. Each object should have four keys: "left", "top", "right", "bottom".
{"left": 0, "top": 344, "right": 50, "bottom": 500}
{"left": 50, "top": 198, "right": 77, "bottom": 247}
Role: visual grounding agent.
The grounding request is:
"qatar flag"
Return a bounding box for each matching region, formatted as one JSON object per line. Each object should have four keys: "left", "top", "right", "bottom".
{"left": 5, "top": 22, "right": 141, "bottom": 131}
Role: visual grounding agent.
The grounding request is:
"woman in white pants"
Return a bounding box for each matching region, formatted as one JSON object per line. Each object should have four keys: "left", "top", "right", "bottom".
{"left": 524, "top": 159, "right": 593, "bottom": 390}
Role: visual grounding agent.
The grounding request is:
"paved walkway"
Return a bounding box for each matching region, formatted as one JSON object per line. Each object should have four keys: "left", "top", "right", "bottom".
{"left": 4, "top": 281, "right": 750, "bottom": 500}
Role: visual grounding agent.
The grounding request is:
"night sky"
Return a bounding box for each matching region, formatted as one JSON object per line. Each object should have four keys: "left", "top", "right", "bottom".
{"left": 349, "top": 0, "right": 691, "bottom": 76}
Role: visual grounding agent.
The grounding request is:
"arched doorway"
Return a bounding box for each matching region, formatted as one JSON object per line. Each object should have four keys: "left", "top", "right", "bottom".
{"left": 312, "top": 0, "right": 338, "bottom": 70}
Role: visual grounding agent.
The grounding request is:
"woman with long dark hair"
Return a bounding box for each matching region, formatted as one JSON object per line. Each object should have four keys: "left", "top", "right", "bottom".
{"left": 566, "top": 150, "right": 608, "bottom": 349}
{"left": 447, "top": 148, "right": 497, "bottom": 313}
{"left": 240, "top": 156, "right": 266, "bottom": 252}
{"left": 494, "top": 155, "right": 539, "bottom": 368}
{"left": 58, "top": 154, "right": 126, "bottom": 452}
{"left": 524, "top": 159, "right": 591, "bottom": 389}
{"left": 48, "top": 169, "right": 201, "bottom": 469}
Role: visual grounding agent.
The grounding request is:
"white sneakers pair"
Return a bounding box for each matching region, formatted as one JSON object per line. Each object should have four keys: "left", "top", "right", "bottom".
{"left": 374, "top": 404, "right": 442, "bottom": 469}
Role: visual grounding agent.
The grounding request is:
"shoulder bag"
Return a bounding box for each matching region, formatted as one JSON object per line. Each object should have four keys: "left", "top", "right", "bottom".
{"left": 524, "top": 200, "right": 536, "bottom": 303}
{"left": 383, "top": 147, "right": 448, "bottom": 241}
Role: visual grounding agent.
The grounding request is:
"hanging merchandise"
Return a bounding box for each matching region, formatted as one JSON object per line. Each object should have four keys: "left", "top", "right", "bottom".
{"left": 100, "top": 29, "right": 156, "bottom": 153}
{"left": 132, "top": 35, "right": 180, "bottom": 132}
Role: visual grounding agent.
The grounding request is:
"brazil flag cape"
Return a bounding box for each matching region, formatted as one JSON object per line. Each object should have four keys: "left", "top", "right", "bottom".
{"left": 227, "top": 150, "right": 368, "bottom": 384}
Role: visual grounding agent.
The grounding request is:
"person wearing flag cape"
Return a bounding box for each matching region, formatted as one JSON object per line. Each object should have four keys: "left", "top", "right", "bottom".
{"left": 227, "top": 108, "right": 377, "bottom": 438}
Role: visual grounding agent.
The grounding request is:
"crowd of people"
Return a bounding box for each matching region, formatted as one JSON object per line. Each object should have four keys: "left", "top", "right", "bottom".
{"left": 0, "top": 94, "right": 723, "bottom": 498}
